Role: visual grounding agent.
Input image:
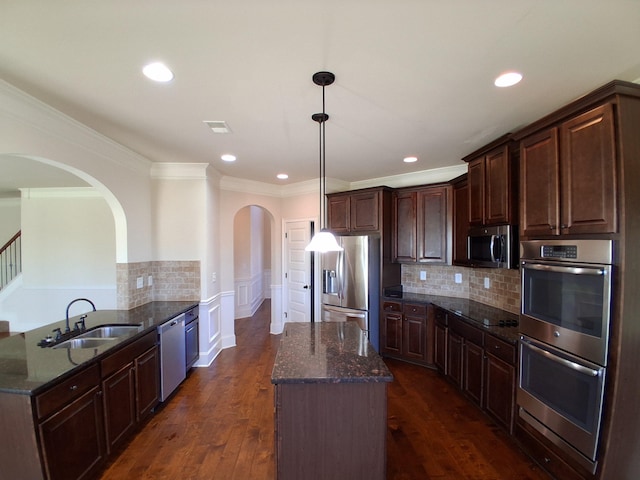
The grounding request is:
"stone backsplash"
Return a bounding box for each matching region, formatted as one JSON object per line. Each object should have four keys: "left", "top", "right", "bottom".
{"left": 401, "top": 264, "right": 520, "bottom": 314}
{"left": 117, "top": 261, "right": 200, "bottom": 309}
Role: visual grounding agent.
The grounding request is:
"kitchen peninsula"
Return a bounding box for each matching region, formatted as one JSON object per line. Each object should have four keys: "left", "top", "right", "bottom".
{"left": 0, "top": 301, "right": 197, "bottom": 480}
{"left": 271, "top": 321, "right": 392, "bottom": 480}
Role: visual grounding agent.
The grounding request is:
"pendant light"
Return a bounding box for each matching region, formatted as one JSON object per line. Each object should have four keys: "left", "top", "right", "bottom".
{"left": 305, "top": 71, "right": 343, "bottom": 253}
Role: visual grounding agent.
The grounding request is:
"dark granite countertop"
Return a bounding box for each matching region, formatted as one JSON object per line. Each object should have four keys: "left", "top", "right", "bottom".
{"left": 271, "top": 322, "right": 393, "bottom": 385}
{"left": 0, "top": 301, "right": 198, "bottom": 395}
{"left": 383, "top": 293, "right": 521, "bottom": 344}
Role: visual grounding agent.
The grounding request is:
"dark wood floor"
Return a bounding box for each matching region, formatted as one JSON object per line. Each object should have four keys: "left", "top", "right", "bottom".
{"left": 100, "top": 300, "right": 549, "bottom": 479}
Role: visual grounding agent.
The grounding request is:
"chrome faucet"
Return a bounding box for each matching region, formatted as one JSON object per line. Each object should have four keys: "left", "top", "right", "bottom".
{"left": 65, "top": 298, "right": 96, "bottom": 333}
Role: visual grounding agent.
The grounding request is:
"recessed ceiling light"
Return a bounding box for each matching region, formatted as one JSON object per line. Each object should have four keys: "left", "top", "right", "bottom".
{"left": 277, "top": 173, "right": 289, "bottom": 180}
{"left": 142, "top": 62, "right": 174, "bottom": 82}
{"left": 403, "top": 156, "right": 418, "bottom": 163}
{"left": 494, "top": 72, "right": 523, "bottom": 87}
{"left": 221, "top": 154, "right": 236, "bottom": 162}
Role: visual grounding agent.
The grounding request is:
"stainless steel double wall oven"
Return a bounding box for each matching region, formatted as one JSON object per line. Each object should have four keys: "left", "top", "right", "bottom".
{"left": 518, "top": 239, "right": 614, "bottom": 474}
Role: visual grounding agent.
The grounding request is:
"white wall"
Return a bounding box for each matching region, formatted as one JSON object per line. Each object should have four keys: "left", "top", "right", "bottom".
{"left": 0, "top": 197, "right": 20, "bottom": 246}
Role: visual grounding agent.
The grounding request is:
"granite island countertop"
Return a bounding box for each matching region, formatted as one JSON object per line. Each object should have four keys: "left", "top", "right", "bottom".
{"left": 271, "top": 321, "right": 393, "bottom": 384}
{"left": 0, "top": 301, "right": 198, "bottom": 395}
{"left": 383, "top": 293, "right": 521, "bottom": 344}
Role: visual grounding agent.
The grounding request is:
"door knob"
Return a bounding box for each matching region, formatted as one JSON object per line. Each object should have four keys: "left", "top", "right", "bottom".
{"left": 303, "top": 285, "right": 310, "bottom": 289}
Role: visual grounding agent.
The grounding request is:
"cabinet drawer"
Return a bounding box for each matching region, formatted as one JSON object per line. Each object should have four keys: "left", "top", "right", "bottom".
{"left": 35, "top": 363, "right": 101, "bottom": 420}
{"left": 485, "top": 334, "right": 516, "bottom": 365}
{"left": 449, "top": 317, "right": 483, "bottom": 346}
{"left": 382, "top": 301, "right": 402, "bottom": 313}
{"left": 403, "top": 303, "right": 427, "bottom": 316}
{"left": 101, "top": 331, "right": 157, "bottom": 378}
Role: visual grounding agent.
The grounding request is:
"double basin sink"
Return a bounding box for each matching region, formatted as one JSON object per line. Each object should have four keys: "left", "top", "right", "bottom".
{"left": 52, "top": 325, "right": 143, "bottom": 349}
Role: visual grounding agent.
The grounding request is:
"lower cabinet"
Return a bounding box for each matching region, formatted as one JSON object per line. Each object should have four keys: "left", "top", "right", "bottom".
{"left": 102, "top": 331, "right": 159, "bottom": 453}
{"left": 443, "top": 314, "right": 517, "bottom": 433}
{"left": 37, "top": 365, "right": 106, "bottom": 480}
{"left": 433, "top": 307, "right": 448, "bottom": 373}
{"left": 381, "top": 300, "right": 432, "bottom": 365}
{"left": 484, "top": 335, "right": 516, "bottom": 433}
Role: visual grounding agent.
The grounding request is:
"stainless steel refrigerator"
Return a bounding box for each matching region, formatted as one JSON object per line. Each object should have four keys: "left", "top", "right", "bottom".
{"left": 321, "top": 235, "right": 381, "bottom": 351}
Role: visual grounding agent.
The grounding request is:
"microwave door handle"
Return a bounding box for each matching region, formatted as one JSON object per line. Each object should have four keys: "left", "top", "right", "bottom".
{"left": 524, "top": 340, "right": 600, "bottom": 377}
{"left": 489, "top": 235, "right": 497, "bottom": 263}
{"left": 522, "top": 263, "right": 605, "bottom": 276}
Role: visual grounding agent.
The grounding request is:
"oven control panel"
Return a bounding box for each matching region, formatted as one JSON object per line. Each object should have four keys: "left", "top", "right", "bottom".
{"left": 541, "top": 244, "right": 577, "bottom": 259}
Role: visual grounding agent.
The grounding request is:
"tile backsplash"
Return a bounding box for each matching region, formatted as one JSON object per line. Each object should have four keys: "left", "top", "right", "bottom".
{"left": 401, "top": 264, "right": 520, "bottom": 314}
{"left": 117, "top": 261, "right": 200, "bottom": 309}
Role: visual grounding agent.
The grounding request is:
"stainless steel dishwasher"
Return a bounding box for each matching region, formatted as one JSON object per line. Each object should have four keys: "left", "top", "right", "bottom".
{"left": 158, "top": 313, "right": 186, "bottom": 401}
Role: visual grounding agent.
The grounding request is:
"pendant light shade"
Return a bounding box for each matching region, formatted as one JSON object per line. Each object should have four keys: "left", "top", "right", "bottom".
{"left": 306, "top": 71, "right": 343, "bottom": 253}
{"left": 305, "top": 229, "right": 343, "bottom": 252}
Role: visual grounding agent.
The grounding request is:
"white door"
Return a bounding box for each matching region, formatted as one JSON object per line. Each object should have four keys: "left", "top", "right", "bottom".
{"left": 284, "top": 220, "right": 312, "bottom": 322}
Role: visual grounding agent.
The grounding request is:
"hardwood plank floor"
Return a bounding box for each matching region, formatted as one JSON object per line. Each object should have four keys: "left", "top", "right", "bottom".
{"left": 99, "top": 300, "right": 549, "bottom": 479}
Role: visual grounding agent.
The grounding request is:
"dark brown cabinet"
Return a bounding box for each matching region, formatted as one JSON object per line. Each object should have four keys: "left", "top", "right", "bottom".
{"left": 519, "top": 103, "right": 617, "bottom": 237}
{"left": 464, "top": 137, "right": 517, "bottom": 227}
{"left": 446, "top": 330, "right": 463, "bottom": 388}
{"left": 327, "top": 188, "right": 389, "bottom": 234}
{"left": 101, "top": 331, "right": 159, "bottom": 452}
{"left": 484, "top": 335, "right": 516, "bottom": 433}
{"left": 433, "top": 307, "right": 448, "bottom": 374}
{"left": 392, "top": 184, "right": 451, "bottom": 264}
{"left": 381, "top": 300, "right": 432, "bottom": 366}
{"left": 102, "top": 363, "right": 136, "bottom": 452}
{"left": 402, "top": 303, "right": 429, "bottom": 364}
{"left": 436, "top": 311, "right": 517, "bottom": 434}
{"left": 381, "top": 301, "right": 403, "bottom": 356}
{"left": 36, "top": 365, "right": 106, "bottom": 480}
{"left": 451, "top": 174, "right": 469, "bottom": 265}
{"left": 391, "top": 190, "right": 417, "bottom": 262}
{"left": 450, "top": 316, "right": 485, "bottom": 407}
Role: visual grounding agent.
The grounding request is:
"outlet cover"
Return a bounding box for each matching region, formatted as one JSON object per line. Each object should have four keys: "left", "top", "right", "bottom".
{"left": 484, "top": 277, "right": 491, "bottom": 289}
{"left": 454, "top": 273, "right": 462, "bottom": 284}
{"left": 420, "top": 271, "right": 427, "bottom": 281}
{"left": 136, "top": 276, "right": 144, "bottom": 289}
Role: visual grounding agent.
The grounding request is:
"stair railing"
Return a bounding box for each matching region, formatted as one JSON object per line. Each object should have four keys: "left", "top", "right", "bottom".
{"left": 0, "top": 231, "right": 21, "bottom": 291}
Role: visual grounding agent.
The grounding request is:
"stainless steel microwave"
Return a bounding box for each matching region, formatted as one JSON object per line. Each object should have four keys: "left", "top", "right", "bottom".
{"left": 467, "top": 225, "right": 515, "bottom": 268}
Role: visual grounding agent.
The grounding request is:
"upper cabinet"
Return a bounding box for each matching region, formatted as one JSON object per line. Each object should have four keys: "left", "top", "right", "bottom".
{"left": 327, "top": 187, "right": 391, "bottom": 234}
{"left": 392, "top": 184, "right": 452, "bottom": 264}
{"left": 518, "top": 103, "right": 617, "bottom": 237}
{"left": 463, "top": 136, "right": 518, "bottom": 227}
{"left": 451, "top": 174, "right": 470, "bottom": 266}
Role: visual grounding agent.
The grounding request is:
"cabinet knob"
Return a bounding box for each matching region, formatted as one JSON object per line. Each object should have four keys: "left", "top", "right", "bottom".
{"left": 494, "top": 345, "right": 501, "bottom": 350}
{"left": 69, "top": 385, "right": 78, "bottom": 391}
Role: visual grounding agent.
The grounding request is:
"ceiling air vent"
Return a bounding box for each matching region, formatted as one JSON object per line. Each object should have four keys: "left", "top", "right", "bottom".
{"left": 203, "top": 121, "right": 231, "bottom": 133}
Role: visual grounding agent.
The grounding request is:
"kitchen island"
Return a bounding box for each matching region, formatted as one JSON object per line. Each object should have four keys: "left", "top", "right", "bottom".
{"left": 271, "top": 321, "right": 393, "bottom": 480}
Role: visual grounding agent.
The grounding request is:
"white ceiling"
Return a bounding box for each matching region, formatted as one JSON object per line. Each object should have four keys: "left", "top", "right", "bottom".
{"left": 1, "top": 0, "right": 639, "bottom": 190}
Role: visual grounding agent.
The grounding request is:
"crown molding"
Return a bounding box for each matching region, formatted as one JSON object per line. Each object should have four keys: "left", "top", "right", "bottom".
{"left": 350, "top": 164, "right": 468, "bottom": 190}
{"left": 150, "top": 162, "right": 209, "bottom": 180}
{"left": 219, "top": 164, "right": 468, "bottom": 197}
{"left": 0, "top": 80, "right": 151, "bottom": 176}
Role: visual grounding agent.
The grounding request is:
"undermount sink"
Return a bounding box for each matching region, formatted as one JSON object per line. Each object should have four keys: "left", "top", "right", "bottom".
{"left": 78, "top": 325, "right": 142, "bottom": 339}
{"left": 52, "top": 324, "right": 143, "bottom": 349}
{"left": 53, "top": 337, "right": 117, "bottom": 349}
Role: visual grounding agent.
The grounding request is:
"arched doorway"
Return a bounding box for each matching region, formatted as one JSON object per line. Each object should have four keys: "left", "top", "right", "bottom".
{"left": 0, "top": 154, "right": 125, "bottom": 331}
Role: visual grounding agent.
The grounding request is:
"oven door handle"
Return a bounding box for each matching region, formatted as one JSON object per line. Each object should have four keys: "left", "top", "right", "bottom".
{"left": 522, "top": 263, "right": 605, "bottom": 276}
{"left": 523, "top": 340, "right": 601, "bottom": 377}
